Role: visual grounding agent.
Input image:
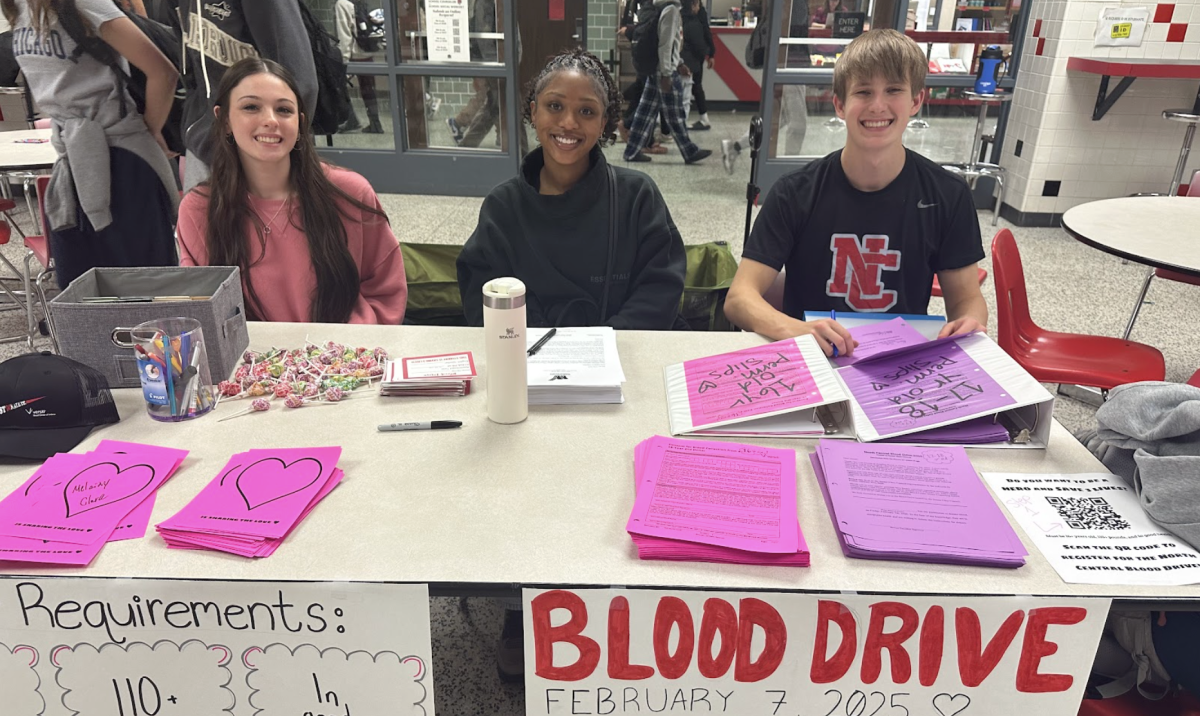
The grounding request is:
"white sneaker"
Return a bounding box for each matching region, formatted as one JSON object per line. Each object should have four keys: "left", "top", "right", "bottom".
{"left": 721, "top": 139, "right": 739, "bottom": 175}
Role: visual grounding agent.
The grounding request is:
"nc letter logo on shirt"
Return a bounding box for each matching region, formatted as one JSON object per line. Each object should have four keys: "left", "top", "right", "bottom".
{"left": 826, "top": 234, "right": 901, "bottom": 311}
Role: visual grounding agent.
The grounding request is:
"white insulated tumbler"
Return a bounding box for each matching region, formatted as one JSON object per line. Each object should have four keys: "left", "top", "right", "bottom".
{"left": 482, "top": 277, "right": 528, "bottom": 424}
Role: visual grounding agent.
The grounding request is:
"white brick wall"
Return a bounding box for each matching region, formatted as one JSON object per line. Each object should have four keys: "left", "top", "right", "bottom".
{"left": 1004, "top": 0, "right": 1200, "bottom": 215}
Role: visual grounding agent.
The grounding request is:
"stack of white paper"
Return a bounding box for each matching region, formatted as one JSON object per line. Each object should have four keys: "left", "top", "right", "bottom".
{"left": 527, "top": 327, "right": 626, "bottom": 405}
{"left": 380, "top": 351, "right": 476, "bottom": 397}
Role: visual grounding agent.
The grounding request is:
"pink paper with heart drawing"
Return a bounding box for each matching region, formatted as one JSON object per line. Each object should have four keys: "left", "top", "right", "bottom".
{"left": 158, "top": 447, "right": 341, "bottom": 540}
{"left": 107, "top": 494, "right": 156, "bottom": 542}
{"left": 0, "top": 530, "right": 109, "bottom": 565}
{"left": 160, "top": 469, "right": 343, "bottom": 558}
{"left": 0, "top": 448, "right": 183, "bottom": 545}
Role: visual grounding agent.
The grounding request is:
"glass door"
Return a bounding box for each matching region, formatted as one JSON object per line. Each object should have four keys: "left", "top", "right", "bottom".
{"left": 311, "top": 0, "right": 523, "bottom": 196}
{"left": 755, "top": 0, "right": 1024, "bottom": 193}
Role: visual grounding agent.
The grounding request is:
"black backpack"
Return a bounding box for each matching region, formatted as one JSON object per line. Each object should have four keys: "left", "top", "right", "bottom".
{"left": 54, "top": 0, "right": 187, "bottom": 153}
{"left": 297, "top": 0, "right": 351, "bottom": 135}
{"left": 745, "top": 3, "right": 770, "bottom": 69}
{"left": 631, "top": 3, "right": 666, "bottom": 76}
{"left": 352, "top": 0, "right": 380, "bottom": 53}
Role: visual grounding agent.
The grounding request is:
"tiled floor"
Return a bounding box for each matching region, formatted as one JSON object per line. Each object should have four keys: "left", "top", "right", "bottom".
{"left": 0, "top": 110, "right": 1195, "bottom": 715}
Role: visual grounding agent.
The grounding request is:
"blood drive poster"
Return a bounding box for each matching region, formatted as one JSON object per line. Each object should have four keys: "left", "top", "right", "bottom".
{"left": 0, "top": 577, "right": 434, "bottom": 715}
{"left": 524, "top": 589, "right": 1109, "bottom": 716}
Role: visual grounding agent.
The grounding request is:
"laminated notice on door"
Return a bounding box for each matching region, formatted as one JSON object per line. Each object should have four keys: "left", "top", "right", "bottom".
{"left": 1095, "top": 6, "right": 1149, "bottom": 47}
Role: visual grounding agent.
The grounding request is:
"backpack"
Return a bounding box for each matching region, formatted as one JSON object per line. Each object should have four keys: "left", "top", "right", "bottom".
{"left": 352, "top": 0, "right": 381, "bottom": 53}
{"left": 631, "top": 4, "right": 665, "bottom": 76}
{"left": 745, "top": 4, "right": 770, "bottom": 69}
{"left": 54, "top": 0, "right": 187, "bottom": 154}
{"left": 297, "top": 0, "right": 351, "bottom": 135}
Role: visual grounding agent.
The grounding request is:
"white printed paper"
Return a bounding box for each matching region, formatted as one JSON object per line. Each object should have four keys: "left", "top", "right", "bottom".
{"left": 1095, "top": 7, "right": 1149, "bottom": 47}
{"left": 402, "top": 352, "right": 476, "bottom": 379}
{"left": 0, "top": 578, "right": 435, "bottom": 715}
{"left": 983, "top": 472, "right": 1200, "bottom": 585}
{"left": 524, "top": 588, "right": 1109, "bottom": 716}
{"left": 426, "top": 0, "right": 470, "bottom": 62}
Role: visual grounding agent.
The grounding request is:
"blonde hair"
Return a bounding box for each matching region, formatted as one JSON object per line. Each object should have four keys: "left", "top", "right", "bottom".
{"left": 832, "top": 29, "right": 927, "bottom": 103}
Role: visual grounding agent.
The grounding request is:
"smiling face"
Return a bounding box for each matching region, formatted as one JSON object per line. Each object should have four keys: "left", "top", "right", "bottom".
{"left": 529, "top": 69, "right": 606, "bottom": 172}
{"left": 833, "top": 74, "right": 922, "bottom": 154}
{"left": 221, "top": 72, "right": 301, "bottom": 167}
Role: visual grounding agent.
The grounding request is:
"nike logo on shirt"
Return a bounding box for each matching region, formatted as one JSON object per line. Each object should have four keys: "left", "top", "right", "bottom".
{"left": 917, "top": 201, "right": 937, "bottom": 209}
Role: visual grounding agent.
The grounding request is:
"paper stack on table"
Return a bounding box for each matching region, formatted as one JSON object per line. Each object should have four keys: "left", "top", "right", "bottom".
{"left": 662, "top": 334, "right": 847, "bottom": 437}
{"left": 157, "top": 446, "right": 342, "bottom": 558}
{"left": 831, "top": 318, "right": 1053, "bottom": 446}
{"left": 527, "top": 327, "right": 626, "bottom": 405}
{"left": 626, "top": 436, "right": 809, "bottom": 566}
{"left": 0, "top": 440, "right": 188, "bottom": 566}
{"left": 380, "top": 351, "right": 476, "bottom": 397}
{"left": 811, "top": 439, "right": 1026, "bottom": 568}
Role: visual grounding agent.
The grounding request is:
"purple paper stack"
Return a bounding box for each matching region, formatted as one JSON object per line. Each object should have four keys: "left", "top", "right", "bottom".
{"left": 628, "top": 436, "right": 810, "bottom": 567}
{"left": 811, "top": 439, "right": 1026, "bottom": 568}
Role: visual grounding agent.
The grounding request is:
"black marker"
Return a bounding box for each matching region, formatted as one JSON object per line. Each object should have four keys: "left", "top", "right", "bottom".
{"left": 527, "top": 328, "right": 557, "bottom": 356}
{"left": 377, "top": 421, "right": 463, "bottom": 432}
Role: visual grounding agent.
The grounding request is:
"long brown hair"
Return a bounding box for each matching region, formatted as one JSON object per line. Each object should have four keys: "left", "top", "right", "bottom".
{"left": 1, "top": 0, "right": 55, "bottom": 35}
{"left": 200, "top": 58, "right": 385, "bottom": 323}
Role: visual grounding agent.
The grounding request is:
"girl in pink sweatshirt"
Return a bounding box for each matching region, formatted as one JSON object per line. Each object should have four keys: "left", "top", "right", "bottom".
{"left": 177, "top": 57, "right": 406, "bottom": 324}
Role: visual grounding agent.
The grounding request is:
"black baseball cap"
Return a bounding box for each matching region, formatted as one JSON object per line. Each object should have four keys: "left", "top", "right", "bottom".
{"left": 0, "top": 352, "right": 121, "bottom": 460}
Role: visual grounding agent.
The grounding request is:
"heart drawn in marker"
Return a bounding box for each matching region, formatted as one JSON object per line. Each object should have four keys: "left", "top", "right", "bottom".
{"left": 932, "top": 693, "right": 971, "bottom": 716}
{"left": 235, "top": 458, "right": 324, "bottom": 511}
{"left": 63, "top": 462, "right": 155, "bottom": 518}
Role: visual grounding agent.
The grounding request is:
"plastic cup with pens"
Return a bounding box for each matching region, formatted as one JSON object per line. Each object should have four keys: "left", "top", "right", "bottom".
{"left": 129, "top": 317, "right": 215, "bottom": 422}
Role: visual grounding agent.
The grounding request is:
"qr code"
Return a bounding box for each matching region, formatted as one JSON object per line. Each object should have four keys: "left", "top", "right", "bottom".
{"left": 1046, "top": 496, "right": 1131, "bottom": 530}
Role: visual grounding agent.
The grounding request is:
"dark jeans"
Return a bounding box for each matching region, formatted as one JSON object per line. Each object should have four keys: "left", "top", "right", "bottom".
{"left": 1153, "top": 611, "right": 1200, "bottom": 696}
{"left": 50, "top": 147, "right": 176, "bottom": 289}
{"left": 690, "top": 64, "right": 707, "bottom": 116}
{"left": 350, "top": 57, "right": 380, "bottom": 123}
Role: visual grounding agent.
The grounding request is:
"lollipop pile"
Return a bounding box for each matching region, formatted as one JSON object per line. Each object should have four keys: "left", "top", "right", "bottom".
{"left": 216, "top": 342, "right": 388, "bottom": 421}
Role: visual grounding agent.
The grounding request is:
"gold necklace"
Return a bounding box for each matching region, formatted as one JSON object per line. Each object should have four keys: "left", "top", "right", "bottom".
{"left": 252, "top": 197, "right": 291, "bottom": 235}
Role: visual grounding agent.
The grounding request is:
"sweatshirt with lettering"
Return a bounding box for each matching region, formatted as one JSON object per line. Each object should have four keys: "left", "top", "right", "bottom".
{"left": 176, "top": 0, "right": 317, "bottom": 164}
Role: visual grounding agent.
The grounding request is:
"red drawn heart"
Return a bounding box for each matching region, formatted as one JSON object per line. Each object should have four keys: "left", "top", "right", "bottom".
{"left": 63, "top": 462, "right": 155, "bottom": 518}
{"left": 235, "top": 458, "right": 324, "bottom": 511}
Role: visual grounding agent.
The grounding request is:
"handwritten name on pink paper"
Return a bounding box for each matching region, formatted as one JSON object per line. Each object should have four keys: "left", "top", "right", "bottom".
{"left": 683, "top": 340, "right": 822, "bottom": 428}
{"left": 0, "top": 447, "right": 184, "bottom": 545}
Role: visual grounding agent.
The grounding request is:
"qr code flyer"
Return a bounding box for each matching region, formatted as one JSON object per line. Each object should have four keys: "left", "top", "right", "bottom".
{"left": 981, "top": 472, "right": 1200, "bottom": 586}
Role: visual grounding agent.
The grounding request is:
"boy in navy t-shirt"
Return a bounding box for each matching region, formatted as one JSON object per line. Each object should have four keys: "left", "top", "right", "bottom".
{"left": 724, "top": 29, "right": 988, "bottom": 357}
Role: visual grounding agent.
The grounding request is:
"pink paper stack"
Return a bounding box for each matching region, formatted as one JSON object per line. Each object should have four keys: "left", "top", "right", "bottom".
{"left": 0, "top": 440, "right": 189, "bottom": 566}
{"left": 627, "top": 436, "right": 809, "bottom": 567}
{"left": 156, "top": 446, "right": 343, "bottom": 558}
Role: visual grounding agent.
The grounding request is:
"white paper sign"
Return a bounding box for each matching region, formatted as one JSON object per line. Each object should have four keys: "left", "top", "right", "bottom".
{"left": 524, "top": 588, "right": 1109, "bottom": 716}
{"left": 1094, "top": 7, "right": 1149, "bottom": 47}
{"left": 984, "top": 472, "right": 1200, "bottom": 585}
{"left": 426, "top": 0, "right": 470, "bottom": 63}
{"left": 0, "top": 577, "right": 435, "bottom": 715}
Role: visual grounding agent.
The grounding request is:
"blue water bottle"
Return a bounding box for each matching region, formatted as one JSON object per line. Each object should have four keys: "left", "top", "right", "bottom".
{"left": 974, "top": 46, "right": 1004, "bottom": 94}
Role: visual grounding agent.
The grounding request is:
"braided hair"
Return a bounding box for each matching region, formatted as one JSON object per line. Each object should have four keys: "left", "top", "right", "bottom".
{"left": 524, "top": 47, "right": 621, "bottom": 147}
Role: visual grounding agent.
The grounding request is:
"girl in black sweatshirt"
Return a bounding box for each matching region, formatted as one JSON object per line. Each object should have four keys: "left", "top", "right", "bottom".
{"left": 457, "top": 48, "right": 686, "bottom": 330}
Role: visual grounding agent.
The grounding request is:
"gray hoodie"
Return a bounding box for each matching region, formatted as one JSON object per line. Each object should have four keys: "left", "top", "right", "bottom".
{"left": 655, "top": 0, "right": 683, "bottom": 78}
{"left": 1092, "top": 381, "right": 1200, "bottom": 550}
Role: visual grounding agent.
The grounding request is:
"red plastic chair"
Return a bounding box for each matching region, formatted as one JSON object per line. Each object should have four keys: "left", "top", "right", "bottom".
{"left": 1077, "top": 690, "right": 1200, "bottom": 716}
{"left": 1122, "top": 169, "right": 1200, "bottom": 339}
{"left": 932, "top": 266, "right": 988, "bottom": 298}
{"left": 991, "top": 228, "right": 1165, "bottom": 390}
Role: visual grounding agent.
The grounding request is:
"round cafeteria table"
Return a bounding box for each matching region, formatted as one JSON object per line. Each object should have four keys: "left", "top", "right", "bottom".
{"left": 1062, "top": 196, "right": 1200, "bottom": 278}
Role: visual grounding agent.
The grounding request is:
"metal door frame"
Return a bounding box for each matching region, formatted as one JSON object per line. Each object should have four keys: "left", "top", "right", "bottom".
{"left": 755, "top": 0, "right": 1024, "bottom": 194}
{"left": 316, "top": 0, "right": 523, "bottom": 196}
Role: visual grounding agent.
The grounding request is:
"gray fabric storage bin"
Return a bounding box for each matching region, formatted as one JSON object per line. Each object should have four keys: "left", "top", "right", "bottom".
{"left": 49, "top": 266, "right": 248, "bottom": 388}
